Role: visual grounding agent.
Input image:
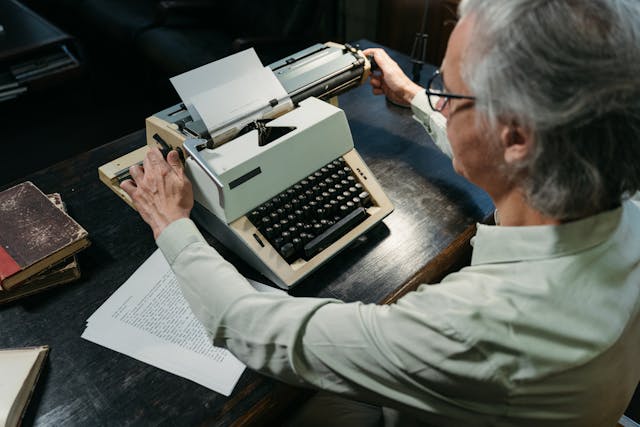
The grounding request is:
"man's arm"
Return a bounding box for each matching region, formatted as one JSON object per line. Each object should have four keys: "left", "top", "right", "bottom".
{"left": 119, "top": 148, "right": 485, "bottom": 417}
{"left": 363, "top": 48, "right": 452, "bottom": 159}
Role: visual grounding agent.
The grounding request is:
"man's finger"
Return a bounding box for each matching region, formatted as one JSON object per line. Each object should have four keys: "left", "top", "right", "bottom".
{"left": 120, "top": 179, "right": 136, "bottom": 196}
{"left": 129, "top": 164, "right": 143, "bottom": 181}
{"left": 147, "top": 146, "right": 164, "bottom": 164}
{"left": 166, "top": 150, "right": 183, "bottom": 170}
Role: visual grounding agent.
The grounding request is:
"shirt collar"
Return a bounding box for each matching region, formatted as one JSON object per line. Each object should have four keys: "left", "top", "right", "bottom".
{"left": 470, "top": 202, "right": 627, "bottom": 265}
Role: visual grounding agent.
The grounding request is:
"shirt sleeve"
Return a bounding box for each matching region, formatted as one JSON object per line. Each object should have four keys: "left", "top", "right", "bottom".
{"left": 155, "top": 218, "right": 499, "bottom": 416}
{"left": 410, "top": 91, "right": 453, "bottom": 159}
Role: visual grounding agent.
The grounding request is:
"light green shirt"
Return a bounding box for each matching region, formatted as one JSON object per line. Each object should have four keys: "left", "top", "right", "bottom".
{"left": 156, "top": 94, "right": 640, "bottom": 425}
{"left": 157, "top": 198, "right": 640, "bottom": 426}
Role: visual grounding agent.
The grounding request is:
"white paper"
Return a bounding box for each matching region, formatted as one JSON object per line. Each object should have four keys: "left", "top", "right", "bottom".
{"left": 169, "top": 48, "right": 263, "bottom": 121}
{"left": 169, "top": 48, "right": 291, "bottom": 139}
{"left": 82, "top": 249, "right": 283, "bottom": 396}
{"left": 191, "top": 66, "right": 289, "bottom": 135}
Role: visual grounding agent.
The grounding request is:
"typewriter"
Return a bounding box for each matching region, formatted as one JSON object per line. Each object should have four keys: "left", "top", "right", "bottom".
{"left": 99, "top": 42, "right": 394, "bottom": 288}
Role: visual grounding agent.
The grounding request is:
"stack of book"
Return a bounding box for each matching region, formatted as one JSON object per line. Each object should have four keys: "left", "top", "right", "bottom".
{"left": 0, "top": 182, "right": 90, "bottom": 304}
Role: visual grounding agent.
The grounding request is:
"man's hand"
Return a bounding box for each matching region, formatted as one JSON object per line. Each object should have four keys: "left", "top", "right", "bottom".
{"left": 121, "top": 147, "right": 194, "bottom": 239}
{"left": 363, "top": 48, "right": 423, "bottom": 106}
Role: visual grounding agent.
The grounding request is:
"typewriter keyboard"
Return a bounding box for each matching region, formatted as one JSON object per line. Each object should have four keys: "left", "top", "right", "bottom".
{"left": 248, "top": 157, "right": 372, "bottom": 263}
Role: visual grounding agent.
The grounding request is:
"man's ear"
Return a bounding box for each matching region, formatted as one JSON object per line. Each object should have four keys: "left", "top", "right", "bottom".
{"left": 499, "top": 124, "right": 533, "bottom": 164}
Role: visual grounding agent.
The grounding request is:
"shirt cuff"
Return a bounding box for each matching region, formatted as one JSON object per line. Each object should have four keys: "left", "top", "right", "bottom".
{"left": 410, "top": 91, "right": 453, "bottom": 159}
{"left": 155, "top": 218, "right": 206, "bottom": 264}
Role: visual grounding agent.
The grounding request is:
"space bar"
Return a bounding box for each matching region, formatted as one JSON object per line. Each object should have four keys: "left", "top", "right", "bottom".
{"left": 303, "top": 207, "right": 369, "bottom": 260}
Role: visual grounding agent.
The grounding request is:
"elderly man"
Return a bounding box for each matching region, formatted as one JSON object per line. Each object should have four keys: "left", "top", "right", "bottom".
{"left": 121, "top": 0, "right": 640, "bottom": 425}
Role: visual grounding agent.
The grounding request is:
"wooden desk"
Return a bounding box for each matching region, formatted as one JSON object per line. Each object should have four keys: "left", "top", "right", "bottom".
{"left": 0, "top": 42, "right": 493, "bottom": 426}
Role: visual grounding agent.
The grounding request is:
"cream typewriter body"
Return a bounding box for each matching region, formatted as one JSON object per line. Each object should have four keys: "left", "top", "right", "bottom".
{"left": 99, "top": 42, "right": 394, "bottom": 288}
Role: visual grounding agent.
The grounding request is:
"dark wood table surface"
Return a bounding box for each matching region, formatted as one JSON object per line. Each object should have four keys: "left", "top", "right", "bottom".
{"left": 0, "top": 41, "right": 493, "bottom": 426}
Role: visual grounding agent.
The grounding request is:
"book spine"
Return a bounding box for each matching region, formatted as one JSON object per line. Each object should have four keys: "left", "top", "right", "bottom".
{"left": 0, "top": 246, "right": 21, "bottom": 285}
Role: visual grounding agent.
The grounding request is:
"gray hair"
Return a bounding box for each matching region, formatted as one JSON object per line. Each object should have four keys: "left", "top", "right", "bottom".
{"left": 458, "top": 0, "right": 640, "bottom": 220}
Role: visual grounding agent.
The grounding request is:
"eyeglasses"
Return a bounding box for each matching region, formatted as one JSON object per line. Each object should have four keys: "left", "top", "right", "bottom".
{"left": 425, "top": 69, "right": 476, "bottom": 112}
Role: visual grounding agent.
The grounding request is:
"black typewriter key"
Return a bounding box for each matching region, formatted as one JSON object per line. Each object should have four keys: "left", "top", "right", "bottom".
{"left": 293, "top": 184, "right": 303, "bottom": 193}
{"left": 294, "top": 211, "right": 304, "bottom": 221}
{"left": 336, "top": 195, "right": 346, "bottom": 203}
{"left": 274, "top": 236, "right": 285, "bottom": 249}
{"left": 342, "top": 191, "right": 351, "bottom": 198}
{"left": 349, "top": 186, "right": 358, "bottom": 195}
{"left": 299, "top": 232, "right": 311, "bottom": 243}
{"left": 301, "top": 205, "right": 312, "bottom": 219}
{"left": 261, "top": 217, "right": 272, "bottom": 228}
{"left": 270, "top": 212, "right": 279, "bottom": 222}
{"left": 302, "top": 222, "right": 313, "bottom": 232}
{"left": 271, "top": 196, "right": 282, "bottom": 206}
{"left": 323, "top": 203, "right": 333, "bottom": 215}
{"left": 307, "top": 175, "right": 317, "bottom": 185}
{"left": 287, "top": 213, "right": 296, "bottom": 222}
{"left": 264, "top": 202, "right": 274, "bottom": 211}
{"left": 298, "top": 194, "right": 308, "bottom": 203}
{"left": 346, "top": 201, "right": 355, "bottom": 211}
{"left": 308, "top": 200, "right": 318, "bottom": 210}
{"left": 315, "top": 195, "right": 324, "bottom": 204}
{"left": 283, "top": 203, "right": 293, "bottom": 213}
{"left": 343, "top": 166, "right": 351, "bottom": 174}
{"left": 279, "top": 218, "right": 290, "bottom": 227}
{"left": 272, "top": 223, "right": 282, "bottom": 235}
{"left": 354, "top": 182, "right": 363, "bottom": 191}
{"left": 290, "top": 198, "right": 301, "bottom": 209}
{"left": 313, "top": 222, "right": 323, "bottom": 233}
{"left": 295, "top": 221, "right": 304, "bottom": 229}
{"left": 286, "top": 188, "right": 297, "bottom": 200}
{"left": 340, "top": 179, "right": 349, "bottom": 186}
{"left": 281, "top": 231, "right": 292, "bottom": 243}
{"left": 359, "top": 191, "right": 371, "bottom": 207}
{"left": 288, "top": 225, "right": 298, "bottom": 234}
{"left": 352, "top": 196, "right": 362, "bottom": 206}
{"left": 337, "top": 169, "right": 346, "bottom": 177}
{"left": 280, "top": 242, "right": 296, "bottom": 260}
{"left": 264, "top": 227, "right": 276, "bottom": 238}
{"left": 292, "top": 237, "right": 303, "bottom": 251}
{"left": 315, "top": 207, "right": 326, "bottom": 218}
{"left": 332, "top": 159, "right": 342, "bottom": 167}
{"left": 339, "top": 205, "right": 350, "bottom": 215}
{"left": 249, "top": 210, "right": 261, "bottom": 224}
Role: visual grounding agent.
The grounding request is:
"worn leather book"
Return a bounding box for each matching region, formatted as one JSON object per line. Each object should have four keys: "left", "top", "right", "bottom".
{"left": 0, "top": 193, "right": 82, "bottom": 303}
{"left": 0, "top": 182, "right": 90, "bottom": 290}
{"left": 0, "top": 345, "right": 49, "bottom": 427}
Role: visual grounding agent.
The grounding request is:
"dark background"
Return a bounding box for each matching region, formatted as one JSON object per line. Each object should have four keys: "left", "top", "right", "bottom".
{"left": 0, "top": 0, "right": 460, "bottom": 186}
